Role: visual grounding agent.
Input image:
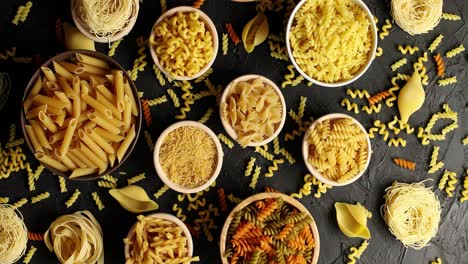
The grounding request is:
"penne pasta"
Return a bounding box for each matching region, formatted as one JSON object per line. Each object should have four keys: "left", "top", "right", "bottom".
{"left": 53, "top": 61, "right": 75, "bottom": 80}
{"left": 69, "top": 147, "right": 96, "bottom": 168}
{"left": 85, "top": 127, "right": 114, "bottom": 154}
{"left": 78, "top": 62, "right": 108, "bottom": 75}
{"left": 25, "top": 125, "right": 43, "bottom": 152}
{"left": 35, "top": 152, "right": 68, "bottom": 172}
{"left": 80, "top": 80, "right": 90, "bottom": 112}
{"left": 96, "top": 91, "right": 121, "bottom": 119}
{"left": 117, "top": 124, "right": 136, "bottom": 162}
{"left": 33, "top": 94, "right": 68, "bottom": 109}
{"left": 30, "top": 120, "right": 52, "bottom": 149}
{"left": 49, "top": 130, "right": 66, "bottom": 144}
{"left": 66, "top": 151, "right": 88, "bottom": 168}
{"left": 78, "top": 129, "right": 107, "bottom": 161}
{"left": 114, "top": 70, "right": 125, "bottom": 112}
{"left": 81, "top": 93, "right": 112, "bottom": 118}
{"left": 30, "top": 76, "right": 43, "bottom": 96}
{"left": 76, "top": 53, "right": 110, "bottom": 69}
{"left": 52, "top": 110, "right": 66, "bottom": 126}
{"left": 78, "top": 142, "right": 107, "bottom": 174}
{"left": 58, "top": 61, "right": 86, "bottom": 74}
{"left": 123, "top": 95, "right": 132, "bottom": 131}
{"left": 23, "top": 96, "right": 34, "bottom": 113}
{"left": 41, "top": 67, "right": 57, "bottom": 82}
{"left": 59, "top": 118, "right": 77, "bottom": 156}
{"left": 96, "top": 84, "right": 114, "bottom": 102}
{"left": 124, "top": 82, "right": 139, "bottom": 116}
{"left": 58, "top": 76, "right": 77, "bottom": 99}
{"left": 70, "top": 167, "right": 99, "bottom": 178}
{"left": 94, "top": 127, "right": 124, "bottom": 142}
{"left": 87, "top": 111, "right": 120, "bottom": 134}
{"left": 54, "top": 92, "right": 72, "bottom": 113}
{"left": 79, "top": 72, "right": 109, "bottom": 85}
{"left": 55, "top": 149, "right": 77, "bottom": 170}
{"left": 26, "top": 104, "right": 47, "bottom": 119}
{"left": 38, "top": 111, "right": 58, "bottom": 133}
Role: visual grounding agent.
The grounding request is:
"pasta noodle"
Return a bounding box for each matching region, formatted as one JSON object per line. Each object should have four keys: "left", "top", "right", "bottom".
{"left": 217, "top": 188, "right": 228, "bottom": 212}
{"left": 375, "top": 47, "right": 383, "bottom": 57}
{"left": 192, "top": 0, "right": 205, "bottom": 8}
{"left": 218, "top": 133, "right": 234, "bottom": 149}
{"left": 445, "top": 44, "right": 465, "bottom": 58}
{"left": 393, "top": 158, "right": 416, "bottom": 170}
{"left": 127, "top": 172, "right": 146, "bottom": 185}
{"left": 44, "top": 211, "right": 104, "bottom": 264}
{"left": 289, "top": 0, "right": 372, "bottom": 83}
{"left": 225, "top": 23, "right": 241, "bottom": 45}
{"left": 254, "top": 146, "right": 274, "bottom": 161}
{"left": 438, "top": 170, "right": 457, "bottom": 197}
{"left": 244, "top": 157, "right": 256, "bottom": 176}
{"left": 159, "top": 126, "right": 217, "bottom": 188}
{"left": 150, "top": 12, "right": 214, "bottom": 77}
{"left": 125, "top": 215, "right": 199, "bottom": 263}
{"left": 222, "top": 33, "right": 228, "bottom": 55}
{"left": 387, "top": 137, "right": 407, "bottom": 147}
{"left": 249, "top": 166, "right": 261, "bottom": 189}
{"left": 12, "top": 1, "right": 32, "bottom": 25}
{"left": 197, "top": 107, "right": 213, "bottom": 124}
{"left": 441, "top": 13, "right": 461, "bottom": 20}
{"left": 397, "top": 45, "right": 419, "bottom": 55}
{"left": 109, "top": 185, "right": 158, "bottom": 213}
{"left": 305, "top": 118, "right": 368, "bottom": 183}
{"left": 98, "top": 180, "right": 117, "bottom": 188}
{"left": 346, "top": 89, "right": 370, "bottom": 99}
{"left": 31, "top": 192, "right": 50, "bottom": 203}
{"left": 433, "top": 54, "right": 445, "bottom": 77}
{"left": 460, "top": 170, "right": 468, "bottom": 203}
{"left": 27, "top": 232, "right": 44, "bottom": 241}
{"left": 91, "top": 192, "right": 105, "bottom": 211}
{"left": 391, "top": 0, "right": 442, "bottom": 35}
{"left": 172, "top": 204, "right": 187, "bottom": 221}
{"left": 65, "top": 189, "right": 81, "bottom": 208}
{"left": 264, "top": 159, "right": 284, "bottom": 177}
{"left": 428, "top": 35, "right": 444, "bottom": 52}
{"left": 221, "top": 78, "right": 283, "bottom": 147}
{"left": 438, "top": 76, "right": 457, "bottom": 86}
{"left": 347, "top": 240, "right": 369, "bottom": 264}
{"left": 153, "top": 184, "right": 169, "bottom": 199}
{"left": 368, "top": 90, "right": 391, "bottom": 105}
{"left": 194, "top": 68, "right": 213, "bottom": 83}
{"left": 379, "top": 19, "right": 392, "bottom": 40}
{"left": 391, "top": 58, "right": 407, "bottom": 71}
{"left": 108, "top": 39, "right": 123, "bottom": 57}
{"left": 382, "top": 181, "right": 440, "bottom": 249}
{"left": 0, "top": 204, "right": 28, "bottom": 264}
{"left": 22, "top": 245, "right": 37, "bottom": 264}
{"left": 341, "top": 99, "right": 359, "bottom": 114}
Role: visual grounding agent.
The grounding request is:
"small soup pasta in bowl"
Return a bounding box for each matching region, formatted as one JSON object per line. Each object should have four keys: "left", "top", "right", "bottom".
{"left": 220, "top": 74, "right": 287, "bottom": 147}
{"left": 149, "top": 6, "right": 218, "bottom": 81}
{"left": 153, "top": 121, "right": 223, "bottom": 193}
{"left": 302, "top": 113, "right": 371, "bottom": 186}
{"left": 286, "top": 0, "right": 377, "bottom": 87}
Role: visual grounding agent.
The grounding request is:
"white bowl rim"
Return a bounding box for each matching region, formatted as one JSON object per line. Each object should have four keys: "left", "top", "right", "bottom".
{"left": 71, "top": 0, "right": 140, "bottom": 43}
{"left": 301, "top": 113, "right": 372, "bottom": 186}
{"left": 124, "top": 213, "right": 194, "bottom": 259}
{"left": 148, "top": 6, "right": 219, "bottom": 81}
{"left": 153, "top": 121, "right": 224, "bottom": 193}
{"left": 219, "top": 74, "right": 287, "bottom": 147}
{"left": 285, "top": 0, "right": 378, "bottom": 87}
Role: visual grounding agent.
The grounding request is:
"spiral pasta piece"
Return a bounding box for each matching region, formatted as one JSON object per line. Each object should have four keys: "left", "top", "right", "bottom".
{"left": 264, "top": 159, "right": 284, "bottom": 177}
{"left": 446, "top": 44, "right": 465, "bottom": 58}
{"left": 391, "top": 58, "right": 407, "bottom": 71}
{"left": 141, "top": 99, "right": 152, "bottom": 127}
{"left": 22, "top": 245, "right": 37, "bottom": 264}
{"left": 171, "top": 204, "right": 187, "bottom": 221}
{"left": 217, "top": 188, "right": 228, "bottom": 212}
{"left": 433, "top": 53, "right": 445, "bottom": 77}
{"left": 91, "top": 192, "right": 105, "bottom": 211}
{"left": 108, "top": 39, "right": 122, "bottom": 57}
{"left": 460, "top": 171, "right": 468, "bottom": 203}
{"left": 152, "top": 64, "right": 166, "bottom": 86}
{"left": 431, "top": 257, "right": 443, "bottom": 264}
{"left": 65, "top": 189, "right": 81, "bottom": 208}
{"left": 31, "top": 192, "right": 50, "bottom": 204}
{"left": 441, "top": 13, "right": 461, "bottom": 20}
{"left": 249, "top": 166, "right": 261, "bottom": 189}
{"left": 58, "top": 176, "right": 67, "bottom": 193}
{"left": 379, "top": 19, "right": 392, "bottom": 40}
{"left": 393, "top": 158, "right": 416, "bottom": 170}
{"left": 388, "top": 137, "right": 407, "bottom": 147}
{"left": 362, "top": 104, "right": 382, "bottom": 114}
{"left": 281, "top": 65, "right": 296, "bottom": 88}
{"left": 346, "top": 89, "right": 370, "bottom": 99}
{"left": 254, "top": 146, "right": 274, "bottom": 161}
{"left": 218, "top": 133, "right": 234, "bottom": 149}
{"left": 397, "top": 45, "right": 419, "bottom": 55}
{"left": 28, "top": 231, "right": 44, "bottom": 241}
{"left": 437, "top": 76, "right": 457, "bottom": 86}
{"left": 428, "top": 35, "right": 444, "bottom": 52}
{"left": 244, "top": 157, "right": 256, "bottom": 177}
{"left": 347, "top": 240, "right": 369, "bottom": 264}
{"left": 445, "top": 172, "right": 457, "bottom": 197}
{"left": 192, "top": 0, "right": 205, "bottom": 8}
{"left": 222, "top": 33, "right": 229, "bottom": 55}
{"left": 0, "top": 47, "right": 16, "bottom": 61}
{"left": 225, "top": 23, "right": 241, "bottom": 45}
{"left": 146, "top": 95, "right": 167, "bottom": 106}
{"left": 368, "top": 90, "right": 391, "bottom": 105}
{"left": 127, "top": 173, "right": 146, "bottom": 185}
{"left": 12, "top": 198, "right": 28, "bottom": 209}
{"left": 153, "top": 185, "right": 169, "bottom": 199}
{"left": 12, "top": 1, "right": 32, "bottom": 25}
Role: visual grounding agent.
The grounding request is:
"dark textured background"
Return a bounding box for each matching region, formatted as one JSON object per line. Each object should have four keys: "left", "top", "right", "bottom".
{"left": 0, "top": 0, "right": 467, "bottom": 263}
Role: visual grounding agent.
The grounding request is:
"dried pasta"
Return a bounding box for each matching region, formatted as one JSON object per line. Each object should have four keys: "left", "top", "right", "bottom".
{"left": 172, "top": 204, "right": 187, "bottom": 222}
{"left": 0, "top": 204, "right": 28, "bottom": 264}
{"left": 431, "top": 257, "right": 443, "bottom": 264}
{"left": 362, "top": 104, "right": 382, "bottom": 114}
{"left": 445, "top": 44, "right": 465, "bottom": 58}
{"left": 27, "top": 232, "right": 44, "bottom": 241}
{"left": 225, "top": 23, "right": 241, "bottom": 45}
{"left": 217, "top": 133, "right": 234, "bottom": 149}
{"left": 397, "top": 45, "right": 419, "bottom": 55}
{"left": 31, "top": 192, "right": 50, "bottom": 204}
{"left": 428, "top": 35, "right": 444, "bottom": 52}
{"left": 346, "top": 89, "right": 370, "bottom": 99}
{"left": 127, "top": 173, "right": 146, "bottom": 185}
{"left": 433, "top": 53, "right": 445, "bottom": 77}
{"left": 347, "top": 240, "right": 369, "bottom": 264}
{"left": 58, "top": 176, "right": 67, "bottom": 193}
{"left": 341, "top": 99, "right": 359, "bottom": 114}
{"left": 222, "top": 33, "right": 228, "bottom": 55}
{"left": 438, "top": 76, "right": 457, "bottom": 86}
{"left": 12, "top": 1, "right": 33, "bottom": 25}
{"left": 441, "top": 13, "right": 461, "bottom": 20}
{"left": 281, "top": 64, "right": 296, "bottom": 88}
{"left": 438, "top": 170, "right": 457, "bottom": 197}
{"left": 146, "top": 95, "right": 167, "bottom": 106}
{"left": 388, "top": 137, "right": 407, "bottom": 147}
{"left": 153, "top": 184, "right": 169, "bottom": 199}
{"left": 305, "top": 118, "right": 368, "bottom": 183}
{"left": 159, "top": 126, "right": 217, "bottom": 188}
{"left": 65, "top": 189, "right": 81, "bottom": 208}
{"left": 290, "top": 0, "right": 372, "bottom": 83}
{"left": 192, "top": 0, "right": 205, "bottom": 8}
{"left": 391, "top": 58, "right": 407, "bottom": 71}
{"left": 108, "top": 39, "right": 122, "bottom": 57}
{"left": 12, "top": 198, "right": 28, "bottom": 210}
{"left": 380, "top": 19, "right": 392, "bottom": 40}
{"left": 249, "top": 166, "right": 261, "bottom": 189}
{"left": 198, "top": 107, "right": 213, "bottom": 124}
{"left": 264, "top": 159, "right": 284, "bottom": 177}
{"left": 290, "top": 174, "right": 313, "bottom": 199}
{"left": 221, "top": 78, "right": 283, "bottom": 147}
{"left": 368, "top": 90, "right": 391, "bottom": 105}
{"left": 98, "top": 180, "right": 117, "bottom": 188}
{"left": 153, "top": 64, "right": 166, "bottom": 86}
{"left": 460, "top": 170, "right": 468, "bottom": 203}
{"left": 166, "top": 88, "right": 180, "bottom": 107}
{"left": 393, "top": 158, "right": 416, "bottom": 170}
{"left": 91, "top": 192, "right": 105, "bottom": 211}
{"left": 244, "top": 157, "right": 256, "bottom": 176}
{"left": 22, "top": 245, "right": 37, "bottom": 264}
{"left": 217, "top": 188, "right": 228, "bottom": 212}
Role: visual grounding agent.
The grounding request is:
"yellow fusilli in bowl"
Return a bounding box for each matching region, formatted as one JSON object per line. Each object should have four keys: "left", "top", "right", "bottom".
{"left": 285, "top": 0, "right": 378, "bottom": 87}
{"left": 302, "top": 113, "right": 372, "bottom": 186}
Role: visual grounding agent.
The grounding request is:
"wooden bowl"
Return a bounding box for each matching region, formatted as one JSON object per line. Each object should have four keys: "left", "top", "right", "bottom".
{"left": 219, "top": 192, "right": 320, "bottom": 264}
{"left": 20, "top": 50, "right": 142, "bottom": 181}
{"left": 302, "top": 113, "right": 372, "bottom": 186}
{"left": 285, "top": 0, "right": 377, "bottom": 87}
{"left": 219, "top": 74, "right": 287, "bottom": 147}
{"left": 153, "top": 121, "right": 224, "bottom": 193}
{"left": 71, "top": 0, "right": 139, "bottom": 43}
{"left": 148, "top": 6, "right": 219, "bottom": 81}
{"left": 124, "top": 213, "right": 194, "bottom": 259}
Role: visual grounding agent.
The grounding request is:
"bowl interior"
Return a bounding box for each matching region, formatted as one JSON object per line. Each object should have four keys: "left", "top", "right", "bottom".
{"left": 285, "top": 0, "right": 378, "bottom": 87}
{"left": 219, "top": 74, "right": 287, "bottom": 147}
{"left": 153, "top": 121, "right": 224, "bottom": 193}
{"left": 301, "top": 113, "right": 372, "bottom": 186}
{"left": 71, "top": 0, "right": 140, "bottom": 43}
{"left": 219, "top": 192, "right": 320, "bottom": 264}
{"left": 148, "top": 6, "right": 219, "bottom": 81}
{"left": 21, "top": 50, "right": 142, "bottom": 181}
{"left": 124, "top": 213, "right": 194, "bottom": 259}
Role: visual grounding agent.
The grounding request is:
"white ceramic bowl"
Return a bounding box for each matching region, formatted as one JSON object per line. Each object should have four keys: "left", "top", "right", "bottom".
{"left": 285, "top": 0, "right": 378, "bottom": 87}
{"left": 219, "top": 74, "right": 287, "bottom": 147}
{"left": 71, "top": 0, "right": 139, "bottom": 43}
{"left": 148, "top": 6, "right": 219, "bottom": 81}
{"left": 302, "top": 113, "right": 372, "bottom": 186}
{"left": 153, "top": 121, "right": 223, "bottom": 193}
{"left": 124, "top": 213, "right": 193, "bottom": 259}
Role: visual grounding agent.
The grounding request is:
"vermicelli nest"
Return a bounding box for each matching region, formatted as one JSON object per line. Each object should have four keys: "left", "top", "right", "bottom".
{"left": 391, "top": 0, "right": 443, "bottom": 35}
{"left": 0, "top": 204, "right": 28, "bottom": 264}
{"left": 381, "top": 181, "right": 441, "bottom": 249}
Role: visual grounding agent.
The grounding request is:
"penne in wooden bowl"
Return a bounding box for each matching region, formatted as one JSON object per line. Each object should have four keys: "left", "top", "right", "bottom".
{"left": 21, "top": 50, "right": 142, "bottom": 181}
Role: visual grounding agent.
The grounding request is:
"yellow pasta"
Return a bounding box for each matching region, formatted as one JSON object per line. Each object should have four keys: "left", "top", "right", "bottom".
{"left": 347, "top": 240, "right": 369, "bottom": 264}
{"left": 346, "top": 89, "right": 370, "bottom": 99}
{"left": 31, "top": 192, "right": 50, "bottom": 204}
{"left": 153, "top": 184, "right": 169, "bottom": 199}
{"left": 375, "top": 47, "right": 383, "bottom": 57}
{"left": 166, "top": 88, "right": 180, "bottom": 107}
{"left": 146, "top": 95, "right": 167, "bottom": 106}
{"left": 264, "top": 159, "right": 284, "bottom": 177}
{"left": 172, "top": 204, "right": 187, "bottom": 222}
{"left": 217, "top": 133, "right": 234, "bottom": 149}
{"left": 441, "top": 13, "right": 461, "bottom": 20}
{"left": 254, "top": 146, "right": 274, "bottom": 161}
{"left": 65, "top": 189, "right": 81, "bottom": 208}
{"left": 445, "top": 44, "right": 465, "bottom": 58}
{"left": 380, "top": 19, "right": 392, "bottom": 40}
{"left": 437, "top": 76, "right": 457, "bottom": 86}
{"left": 249, "top": 166, "right": 261, "bottom": 189}
{"left": 341, "top": 98, "right": 359, "bottom": 114}
{"left": 12, "top": 1, "right": 32, "bottom": 25}
{"left": 91, "top": 192, "right": 105, "bottom": 211}
{"left": 58, "top": 176, "right": 67, "bottom": 193}
{"left": 362, "top": 104, "right": 382, "bottom": 114}
{"left": 428, "top": 35, "right": 444, "bottom": 52}
{"left": 12, "top": 198, "right": 28, "bottom": 209}
{"left": 127, "top": 173, "right": 146, "bottom": 185}
{"left": 22, "top": 245, "right": 37, "bottom": 264}
{"left": 198, "top": 107, "right": 213, "bottom": 124}
{"left": 387, "top": 137, "right": 407, "bottom": 147}
{"left": 391, "top": 58, "right": 407, "bottom": 71}
{"left": 244, "top": 157, "right": 256, "bottom": 176}
{"left": 397, "top": 45, "right": 419, "bottom": 55}
{"left": 108, "top": 39, "right": 123, "bottom": 57}
{"left": 460, "top": 170, "right": 468, "bottom": 203}
{"left": 222, "top": 33, "right": 229, "bottom": 55}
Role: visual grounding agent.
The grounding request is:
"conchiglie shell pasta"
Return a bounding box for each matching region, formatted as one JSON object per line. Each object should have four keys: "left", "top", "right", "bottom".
{"left": 109, "top": 185, "right": 159, "bottom": 213}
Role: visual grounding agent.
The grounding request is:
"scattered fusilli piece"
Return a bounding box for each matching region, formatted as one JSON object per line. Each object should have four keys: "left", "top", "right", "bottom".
{"left": 441, "top": 13, "right": 461, "bottom": 20}
{"left": 217, "top": 188, "right": 228, "bottom": 212}
{"left": 222, "top": 33, "right": 228, "bottom": 55}
{"left": 227, "top": 193, "right": 242, "bottom": 204}
{"left": 147, "top": 95, "right": 168, "bottom": 106}
{"left": 388, "top": 137, "right": 407, "bottom": 147}
{"left": 22, "top": 245, "right": 37, "bottom": 264}
{"left": 0, "top": 197, "right": 9, "bottom": 203}
{"left": 225, "top": 23, "right": 240, "bottom": 45}
{"left": 362, "top": 104, "right": 382, "bottom": 114}
{"left": 91, "top": 192, "right": 105, "bottom": 211}
{"left": 428, "top": 35, "right": 444, "bottom": 52}
{"left": 12, "top": 198, "right": 28, "bottom": 209}
{"left": 153, "top": 64, "right": 166, "bottom": 86}
{"left": 218, "top": 133, "right": 234, "bottom": 149}
{"left": 31, "top": 192, "right": 50, "bottom": 204}
{"left": 433, "top": 54, "right": 445, "bottom": 77}
{"left": 141, "top": 99, "right": 152, "bottom": 127}
{"left": 375, "top": 47, "right": 383, "bottom": 57}
{"left": 244, "top": 157, "right": 256, "bottom": 177}
{"left": 462, "top": 136, "right": 468, "bottom": 145}
{"left": 172, "top": 204, "right": 187, "bottom": 221}
{"left": 391, "top": 58, "right": 407, "bottom": 71}
{"left": 198, "top": 107, "right": 213, "bottom": 124}
{"left": 254, "top": 146, "right": 274, "bottom": 161}
{"left": 108, "top": 39, "right": 123, "bottom": 57}
{"left": 127, "top": 173, "right": 146, "bottom": 185}
{"left": 143, "top": 130, "right": 154, "bottom": 152}
{"left": 431, "top": 257, "right": 443, "bottom": 264}
{"left": 58, "top": 176, "right": 67, "bottom": 193}
{"left": 154, "top": 185, "right": 169, "bottom": 199}
{"left": 446, "top": 44, "right": 465, "bottom": 58}
{"left": 393, "top": 158, "right": 416, "bottom": 170}
{"left": 98, "top": 180, "right": 117, "bottom": 189}
{"left": 249, "top": 166, "right": 261, "bottom": 189}
{"left": 166, "top": 88, "right": 180, "bottom": 107}
{"left": 438, "top": 76, "right": 457, "bottom": 86}
{"left": 65, "top": 189, "right": 81, "bottom": 208}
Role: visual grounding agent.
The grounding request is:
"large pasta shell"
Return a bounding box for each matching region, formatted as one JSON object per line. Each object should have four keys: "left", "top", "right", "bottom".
{"left": 397, "top": 71, "right": 425, "bottom": 124}
{"left": 242, "top": 12, "right": 269, "bottom": 53}
{"left": 335, "top": 202, "right": 371, "bottom": 239}
{"left": 109, "top": 185, "right": 159, "bottom": 213}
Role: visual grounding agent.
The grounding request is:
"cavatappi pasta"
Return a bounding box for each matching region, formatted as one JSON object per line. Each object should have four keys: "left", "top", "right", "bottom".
{"left": 159, "top": 126, "right": 217, "bottom": 188}
{"left": 221, "top": 78, "right": 282, "bottom": 147}
{"left": 305, "top": 118, "right": 368, "bottom": 183}
{"left": 23, "top": 53, "right": 139, "bottom": 178}
{"left": 150, "top": 11, "right": 214, "bottom": 77}
{"left": 124, "top": 215, "right": 200, "bottom": 264}
{"left": 289, "top": 0, "right": 373, "bottom": 83}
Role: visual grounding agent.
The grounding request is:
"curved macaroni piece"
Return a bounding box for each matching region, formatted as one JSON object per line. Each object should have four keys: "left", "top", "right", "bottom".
{"left": 374, "top": 47, "right": 383, "bottom": 57}
{"left": 393, "top": 158, "right": 415, "bottom": 170}
{"left": 226, "top": 23, "right": 241, "bottom": 45}
{"left": 362, "top": 104, "right": 382, "bottom": 114}
{"left": 290, "top": 174, "right": 313, "bottom": 199}
{"left": 271, "top": 50, "right": 289, "bottom": 61}
{"left": 108, "top": 39, "right": 123, "bottom": 57}
{"left": 58, "top": 176, "right": 67, "bottom": 193}
{"left": 97, "top": 180, "right": 117, "bottom": 188}
{"left": 441, "top": 13, "right": 461, "bottom": 20}
{"left": 387, "top": 116, "right": 401, "bottom": 134}
{"left": 438, "top": 170, "right": 453, "bottom": 190}
{"left": 249, "top": 166, "right": 261, "bottom": 189}
{"left": 388, "top": 137, "right": 407, "bottom": 147}
{"left": 446, "top": 44, "right": 465, "bottom": 58}
{"left": 391, "top": 58, "right": 407, "bottom": 71}
{"left": 460, "top": 171, "right": 468, "bottom": 203}
{"left": 31, "top": 192, "right": 50, "bottom": 204}
{"left": 12, "top": 1, "right": 32, "bottom": 25}
{"left": 379, "top": 19, "right": 392, "bottom": 40}
{"left": 222, "top": 33, "right": 229, "bottom": 55}
{"left": 346, "top": 89, "right": 370, "bottom": 99}
{"left": 12, "top": 197, "right": 28, "bottom": 209}
{"left": 198, "top": 107, "right": 213, "bottom": 124}
{"left": 28, "top": 171, "right": 36, "bottom": 191}
{"left": 431, "top": 257, "right": 443, "bottom": 264}
{"left": 127, "top": 173, "right": 146, "bottom": 185}
{"left": 245, "top": 157, "right": 256, "bottom": 176}
{"left": 22, "top": 245, "right": 37, "bottom": 264}
{"left": 428, "top": 35, "right": 444, "bottom": 52}
{"left": 152, "top": 64, "right": 166, "bottom": 86}
{"left": 153, "top": 184, "right": 169, "bottom": 199}
{"left": 368, "top": 90, "right": 391, "bottom": 105}
{"left": 264, "top": 159, "right": 284, "bottom": 177}
{"left": 91, "top": 192, "right": 105, "bottom": 211}
{"left": 433, "top": 54, "right": 445, "bottom": 77}
{"left": 341, "top": 98, "right": 359, "bottom": 114}
{"left": 65, "top": 189, "right": 81, "bottom": 208}
{"left": 218, "top": 133, "right": 234, "bottom": 149}
{"left": 438, "top": 76, "right": 457, "bottom": 86}
{"left": 397, "top": 45, "right": 419, "bottom": 55}
{"left": 146, "top": 95, "right": 167, "bottom": 106}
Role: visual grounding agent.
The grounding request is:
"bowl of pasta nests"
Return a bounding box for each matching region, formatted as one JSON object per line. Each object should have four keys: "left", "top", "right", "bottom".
{"left": 21, "top": 50, "right": 142, "bottom": 180}
{"left": 153, "top": 121, "right": 224, "bottom": 193}
{"left": 302, "top": 113, "right": 371, "bottom": 186}
{"left": 286, "top": 0, "right": 378, "bottom": 87}
{"left": 149, "top": 6, "right": 219, "bottom": 81}
{"left": 71, "top": 0, "right": 140, "bottom": 43}
{"left": 220, "top": 192, "right": 320, "bottom": 264}
{"left": 219, "top": 74, "right": 287, "bottom": 147}
{"left": 124, "top": 213, "right": 200, "bottom": 263}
